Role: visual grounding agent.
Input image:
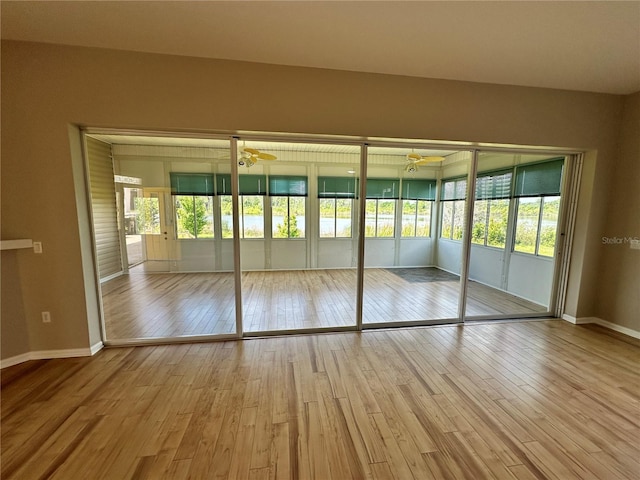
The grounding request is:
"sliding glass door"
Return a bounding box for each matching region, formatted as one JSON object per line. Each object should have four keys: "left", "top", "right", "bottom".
{"left": 86, "top": 134, "right": 238, "bottom": 342}
{"left": 464, "top": 152, "right": 566, "bottom": 319}
{"left": 237, "top": 140, "right": 361, "bottom": 334}
{"left": 362, "top": 147, "right": 473, "bottom": 325}
{"left": 85, "top": 130, "right": 574, "bottom": 344}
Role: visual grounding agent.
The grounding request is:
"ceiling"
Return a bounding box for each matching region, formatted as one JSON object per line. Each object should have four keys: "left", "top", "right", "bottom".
{"left": 2, "top": 1, "right": 639, "bottom": 95}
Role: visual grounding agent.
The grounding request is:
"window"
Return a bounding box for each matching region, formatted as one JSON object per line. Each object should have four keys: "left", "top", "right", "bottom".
{"left": 471, "top": 170, "right": 512, "bottom": 248}
{"left": 365, "top": 178, "right": 399, "bottom": 237}
{"left": 401, "top": 179, "right": 435, "bottom": 237}
{"left": 170, "top": 173, "right": 215, "bottom": 239}
{"left": 216, "top": 174, "right": 267, "bottom": 238}
{"left": 135, "top": 194, "right": 160, "bottom": 234}
{"left": 318, "top": 176, "right": 357, "bottom": 238}
{"left": 270, "top": 174, "right": 307, "bottom": 239}
{"left": 440, "top": 177, "right": 467, "bottom": 240}
{"left": 513, "top": 159, "right": 564, "bottom": 257}
{"left": 174, "top": 195, "right": 214, "bottom": 238}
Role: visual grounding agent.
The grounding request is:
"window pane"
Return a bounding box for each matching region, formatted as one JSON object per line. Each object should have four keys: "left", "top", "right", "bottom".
{"left": 242, "top": 196, "right": 264, "bottom": 238}
{"left": 441, "top": 202, "right": 453, "bottom": 238}
{"left": 365, "top": 199, "right": 376, "bottom": 237}
{"left": 272, "top": 196, "right": 288, "bottom": 238}
{"left": 220, "top": 196, "right": 233, "bottom": 238}
{"left": 452, "top": 200, "right": 465, "bottom": 240}
{"left": 539, "top": 196, "right": 560, "bottom": 257}
{"left": 472, "top": 200, "right": 487, "bottom": 245}
{"left": 335, "top": 199, "right": 352, "bottom": 237}
{"left": 377, "top": 200, "right": 395, "bottom": 237}
{"left": 175, "top": 196, "right": 214, "bottom": 239}
{"left": 416, "top": 200, "right": 431, "bottom": 237}
{"left": 319, "top": 198, "right": 336, "bottom": 237}
{"left": 402, "top": 200, "right": 417, "bottom": 237}
{"left": 515, "top": 197, "right": 541, "bottom": 254}
{"left": 290, "top": 197, "right": 305, "bottom": 238}
{"left": 136, "top": 195, "right": 160, "bottom": 234}
{"left": 487, "top": 199, "right": 509, "bottom": 249}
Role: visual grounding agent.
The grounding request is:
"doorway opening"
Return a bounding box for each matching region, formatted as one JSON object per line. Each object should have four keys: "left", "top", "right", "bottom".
{"left": 83, "top": 131, "right": 578, "bottom": 344}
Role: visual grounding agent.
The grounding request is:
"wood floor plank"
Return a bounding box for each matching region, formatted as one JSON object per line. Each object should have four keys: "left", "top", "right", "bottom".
{"left": 102, "top": 268, "right": 546, "bottom": 340}
{"left": 2, "top": 321, "right": 639, "bottom": 479}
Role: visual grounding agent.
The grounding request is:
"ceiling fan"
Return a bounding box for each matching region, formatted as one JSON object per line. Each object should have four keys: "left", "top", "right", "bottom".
{"left": 405, "top": 153, "right": 445, "bottom": 173}
{"left": 239, "top": 147, "right": 277, "bottom": 167}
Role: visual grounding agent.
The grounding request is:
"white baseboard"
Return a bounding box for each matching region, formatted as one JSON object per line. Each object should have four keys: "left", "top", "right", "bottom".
{"left": 0, "top": 353, "right": 32, "bottom": 369}
{"left": 100, "top": 271, "right": 123, "bottom": 283}
{"left": 90, "top": 341, "right": 105, "bottom": 355}
{"left": 1, "top": 342, "right": 105, "bottom": 369}
{"left": 562, "top": 315, "right": 640, "bottom": 339}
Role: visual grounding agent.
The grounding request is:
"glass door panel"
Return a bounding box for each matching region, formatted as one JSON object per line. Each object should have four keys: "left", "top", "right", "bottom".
{"left": 464, "top": 152, "right": 565, "bottom": 318}
{"left": 122, "top": 186, "right": 144, "bottom": 268}
{"left": 237, "top": 140, "right": 361, "bottom": 333}
{"left": 362, "top": 147, "right": 472, "bottom": 325}
{"left": 90, "top": 134, "right": 237, "bottom": 341}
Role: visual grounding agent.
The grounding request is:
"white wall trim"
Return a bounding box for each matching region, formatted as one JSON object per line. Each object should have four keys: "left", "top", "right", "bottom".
{"left": 90, "top": 341, "right": 105, "bottom": 355}
{"left": 562, "top": 314, "right": 640, "bottom": 339}
{"left": 0, "top": 353, "right": 32, "bottom": 369}
{"left": 100, "top": 270, "right": 123, "bottom": 283}
{"left": 1, "top": 342, "right": 105, "bottom": 369}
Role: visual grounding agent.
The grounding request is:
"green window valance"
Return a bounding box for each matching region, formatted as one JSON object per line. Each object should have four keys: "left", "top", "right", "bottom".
{"left": 318, "top": 176, "right": 358, "bottom": 198}
{"left": 170, "top": 173, "right": 214, "bottom": 195}
{"left": 269, "top": 176, "right": 308, "bottom": 196}
{"left": 475, "top": 170, "right": 513, "bottom": 200}
{"left": 401, "top": 179, "right": 437, "bottom": 201}
{"left": 514, "top": 158, "right": 564, "bottom": 197}
{"left": 366, "top": 178, "right": 400, "bottom": 199}
{"left": 216, "top": 174, "right": 232, "bottom": 195}
{"left": 238, "top": 174, "right": 267, "bottom": 195}
{"left": 441, "top": 177, "right": 467, "bottom": 201}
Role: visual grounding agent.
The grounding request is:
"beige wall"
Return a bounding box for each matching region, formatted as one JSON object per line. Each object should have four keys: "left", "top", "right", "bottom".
{"left": 0, "top": 40, "right": 629, "bottom": 358}
{"left": 596, "top": 92, "right": 640, "bottom": 331}
{"left": 1, "top": 251, "right": 31, "bottom": 359}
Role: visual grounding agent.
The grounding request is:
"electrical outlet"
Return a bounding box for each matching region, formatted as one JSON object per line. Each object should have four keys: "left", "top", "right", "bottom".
{"left": 42, "top": 311, "right": 51, "bottom": 323}
{"left": 33, "top": 242, "right": 43, "bottom": 254}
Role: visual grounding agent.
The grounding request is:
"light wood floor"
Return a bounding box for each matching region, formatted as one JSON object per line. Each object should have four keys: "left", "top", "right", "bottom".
{"left": 102, "top": 268, "right": 546, "bottom": 340}
{"left": 2, "top": 321, "right": 638, "bottom": 479}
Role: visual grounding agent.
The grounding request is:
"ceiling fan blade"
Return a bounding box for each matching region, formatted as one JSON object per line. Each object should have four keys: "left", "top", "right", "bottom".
{"left": 258, "top": 152, "right": 277, "bottom": 160}
{"left": 407, "top": 153, "right": 422, "bottom": 160}
{"left": 415, "top": 156, "right": 445, "bottom": 164}
{"left": 243, "top": 147, "right": 260, "bottom": 155}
